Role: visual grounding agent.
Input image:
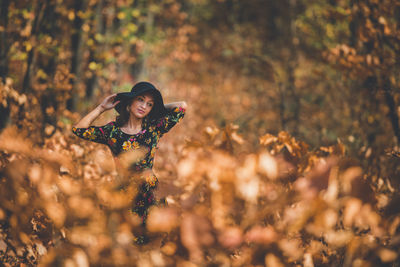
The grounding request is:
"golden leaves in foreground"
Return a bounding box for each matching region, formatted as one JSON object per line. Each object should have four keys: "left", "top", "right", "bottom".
{"left": 147, "top": 207, "right": 179, "bottom": 233}
{"left": 0, "top": 125, "right": 398, "bottom": 266}
{"left": 260, "top": 131, "right": 309, "bottom": 158}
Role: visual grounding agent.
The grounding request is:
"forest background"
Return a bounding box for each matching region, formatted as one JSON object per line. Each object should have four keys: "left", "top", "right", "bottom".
{"left": 0, "top": 0, "right": 400, "bottom": 266}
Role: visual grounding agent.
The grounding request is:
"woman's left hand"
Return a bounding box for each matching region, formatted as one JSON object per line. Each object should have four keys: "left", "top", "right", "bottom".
{"left": 164, "top": 101, "right": 187, "bottom": 110}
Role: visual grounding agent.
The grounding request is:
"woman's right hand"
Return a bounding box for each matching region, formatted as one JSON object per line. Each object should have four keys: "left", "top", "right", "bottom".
{"left": 73, "top": 94, "right": 120, "bottom": 128}
{"left": 98, "top": 94, "right": 120, "bottom": 112}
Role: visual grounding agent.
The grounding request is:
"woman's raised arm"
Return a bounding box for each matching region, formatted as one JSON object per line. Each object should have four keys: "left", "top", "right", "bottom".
{"left": 164, "top": 101, "right": 187, "bottom": 110}
{"left": 73, "top": 94, "right": 120, "bottom": 128}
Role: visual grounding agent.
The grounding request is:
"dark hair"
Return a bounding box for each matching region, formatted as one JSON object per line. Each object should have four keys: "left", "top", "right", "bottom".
{"left": 115, "top": 93, "right": 165, "bottom": 127}
{"left": 115, "top": 99, "right": 132, "bottom": 127}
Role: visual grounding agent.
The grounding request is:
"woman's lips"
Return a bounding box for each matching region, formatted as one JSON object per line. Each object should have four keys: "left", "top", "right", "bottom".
{"left": 138, "top": 109, "right": 145, "bottom": 114}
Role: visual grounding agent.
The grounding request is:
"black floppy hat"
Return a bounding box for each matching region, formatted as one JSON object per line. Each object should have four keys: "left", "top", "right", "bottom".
{"left": 114, "top": 82, "right": 167, "bottom": 119}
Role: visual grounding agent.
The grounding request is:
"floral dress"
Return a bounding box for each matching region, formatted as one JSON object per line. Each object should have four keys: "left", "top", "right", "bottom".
{"left": 72, "top": 107, "right": 185, "bottom": 234}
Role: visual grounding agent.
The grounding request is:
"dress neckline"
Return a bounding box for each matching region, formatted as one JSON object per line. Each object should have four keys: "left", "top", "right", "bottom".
{"left": 117, "top": 120, "right": 147, "bottom": 136}
{"left": 118, "top": 126, "right": 146, "bottom": 136}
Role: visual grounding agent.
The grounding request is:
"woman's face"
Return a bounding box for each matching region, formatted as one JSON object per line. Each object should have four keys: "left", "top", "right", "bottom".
{"left": 128, "top": 93, "right": 154, "bottom": 119}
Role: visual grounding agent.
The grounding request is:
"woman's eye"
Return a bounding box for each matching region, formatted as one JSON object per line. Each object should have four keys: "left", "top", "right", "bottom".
{"left": 148, "top": 103, "right": 153, "bottom": 107}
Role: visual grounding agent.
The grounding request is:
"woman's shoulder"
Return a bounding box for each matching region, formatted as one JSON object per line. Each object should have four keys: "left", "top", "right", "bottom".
{"left": 162, "top": 107, "right": 186, "bottom": 119}
{"left": 102, "top": 121, "right": 117, "bottom": 130}
{"left": 166, "top": 107, "right": 186, "bottom": 121}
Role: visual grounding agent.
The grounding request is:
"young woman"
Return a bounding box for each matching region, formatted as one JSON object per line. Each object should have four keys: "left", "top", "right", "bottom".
{"left": 72, "top": 81, "right": 186, "bottom": 244}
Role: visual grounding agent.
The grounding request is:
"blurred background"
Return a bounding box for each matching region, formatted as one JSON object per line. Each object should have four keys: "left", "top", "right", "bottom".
{"left": 1, "top": 0, "right": 400, "bottom": 265}
{"left": 1, "top": 0, "right": 399, "bottom": 174}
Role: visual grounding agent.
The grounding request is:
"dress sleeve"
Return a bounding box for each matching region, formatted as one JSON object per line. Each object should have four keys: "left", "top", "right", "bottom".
{"left": 154, "top": 107, "right": 186, "bottom": 135}
{"left": 72, "top": 122, "right": 114, "bottom": 144}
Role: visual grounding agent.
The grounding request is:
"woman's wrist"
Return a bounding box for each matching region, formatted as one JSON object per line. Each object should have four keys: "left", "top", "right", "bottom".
{"left": 97, "top": 105, "right": 106, "bottom": 113}
{"left": 164, "top": 101, "right": 187, "bottom": 110}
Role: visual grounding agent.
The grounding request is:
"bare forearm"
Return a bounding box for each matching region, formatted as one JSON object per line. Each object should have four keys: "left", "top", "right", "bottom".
{"left": 164, "top": 101, "right": 187, "bottom": 110}
{"left": 73, "top": 94, "right": 119, "bottom": 128}
{"left": 73, "top": 105, "right": 105, "bottom": 128}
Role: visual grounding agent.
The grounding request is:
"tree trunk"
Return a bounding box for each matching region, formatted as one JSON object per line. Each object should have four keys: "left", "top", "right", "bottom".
{"left": 0, "top": 0, "right": 10, "bottom": 80}
{"left": 382, "top": 76, "right": 400, "bottom": 143}
{"left": 137, "top": 1, "right": 155, "bottom": 80}
{"left": 0, "top": 0, "right": 11, "bottom": 130}
{"left": 67, "top": 0, "right": 87, "bottom": 111}
{"left": 282, "top": 0, "right": 299, "bottom": 134}
{"left": 22, "top": 0, "right": 46, "bottom": 93}
{"left": 85, "top": 0, "right": 105, "bottom": 100}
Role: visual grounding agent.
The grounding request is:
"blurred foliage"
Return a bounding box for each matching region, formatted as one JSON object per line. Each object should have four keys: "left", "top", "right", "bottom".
{"left": 1, "top": 0, "right": 400, "bottom": 266}
{"left": 0, "top": 123, "right": 399, "bottom": 266}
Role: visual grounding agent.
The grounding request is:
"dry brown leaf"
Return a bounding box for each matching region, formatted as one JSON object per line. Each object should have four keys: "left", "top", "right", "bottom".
{"left": 217, "top": 226, "right": 243, "bottom": 249}
{"left": 245, "top": 226, "right": 277, "bottom": 244}
{"left": 259, "top": 133, "right": 278, "bottom": 146}
{"left": 265, "top": 253, "right": 284, "bottom": 267}
{"left": 147, "top": 207, "right": 179, "bottom": 232}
